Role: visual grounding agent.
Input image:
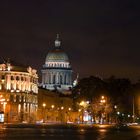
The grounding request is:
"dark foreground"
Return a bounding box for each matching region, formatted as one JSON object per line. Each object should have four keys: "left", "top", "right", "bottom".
{"left": 0, "top": 124, "right": 140, "bottom": 140}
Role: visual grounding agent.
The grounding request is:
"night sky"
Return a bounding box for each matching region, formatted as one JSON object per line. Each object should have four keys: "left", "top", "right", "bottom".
{"left": 0, "top": 0, "right": 140, "bottom": 82}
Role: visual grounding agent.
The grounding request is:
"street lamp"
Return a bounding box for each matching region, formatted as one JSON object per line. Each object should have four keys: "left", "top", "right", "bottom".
{"left": 79, "top": 101, "right": 90, "bottom": 123}
{"left": 68, "top": 108, "right": 71, "bottom": 111}
{"left": 51, "top": 105, "right": 54, "bottom": 109}
{"left": 61, "top": 106, "right": 64, "bottom": 110}
{"left": 42, "top": 103, "right": 46, "bottom": 108}
{"left": 42, "top": 103, "right": 46, "bottom": 123}
{"left": 117, "top": 111, "right": 120, "bottom": 115}
{"left": 114, "top": 105, "right": 117, "bottom": 109}
{"left": 51, "top": 105, "right": 55, "bottom": 122}
{"left": 100, "top": 96, "right": 106, "bottom": 103}
{"left": 100, "top": 96, "right": 106, "bottom": 124}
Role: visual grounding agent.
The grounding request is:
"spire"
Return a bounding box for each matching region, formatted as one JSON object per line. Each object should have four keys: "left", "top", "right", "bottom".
{"left": 55, "top": 34, "right": 61, "bottom": 47}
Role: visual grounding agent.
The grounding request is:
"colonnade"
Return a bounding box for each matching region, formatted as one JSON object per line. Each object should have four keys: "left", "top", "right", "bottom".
{"left": 0, "top": 73, "right": 38, "bottom": 93}
{"left": 42, "top": 70, "right": 72, "bottom": 85}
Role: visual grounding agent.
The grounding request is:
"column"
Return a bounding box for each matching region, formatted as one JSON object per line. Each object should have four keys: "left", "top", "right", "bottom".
{"left": 6, "top": 74, "right": 11, "bottom": 90}
{"left": 66, "top": 73, "right": 69, "bottom": 85}
{"left": 47, "top": 72, "right": 49, "bottom": 84}
{"left": 62, "top": 73, "right": 65, "bottom": 85}
{"left": 56, "top": 72, "right": 59, "bottom": 84}
{"left": 48, "top": 72, "right": 51, "bottom": 84}
{"left": 69, "top": 73, "right": 71, "bottom": 85}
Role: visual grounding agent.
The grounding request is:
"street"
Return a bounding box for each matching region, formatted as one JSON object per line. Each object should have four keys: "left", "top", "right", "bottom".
{"left": 0, "top": 124, "right": 140, "bottom": 140}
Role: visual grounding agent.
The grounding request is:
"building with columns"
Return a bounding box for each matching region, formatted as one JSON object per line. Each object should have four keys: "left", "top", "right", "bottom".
{"left": 0, "top": 61, "right": 38, "bottom": 123}
{"left": 41, "top": 35, "right": 73, "bottom": 93}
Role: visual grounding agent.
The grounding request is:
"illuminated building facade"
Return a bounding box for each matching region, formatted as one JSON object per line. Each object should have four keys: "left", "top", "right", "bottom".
{"left": 0, "top": 62, "right": 38, "bottom": 123}
{"left": 41, "top": 35, "right": 73, "bottom": 93}
{"left": 37, "top": 88, "right": 75, "bottom": 123}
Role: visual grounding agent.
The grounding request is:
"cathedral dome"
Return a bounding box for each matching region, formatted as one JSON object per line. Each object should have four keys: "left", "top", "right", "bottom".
{"left": 45, "top": 34, "right": 69, "bottom": 63}
{"left": 45, "top": 49, "right": 69, "bottom": 62}
{"left": 42, "top": 34, "right": 73, "bottom": 93}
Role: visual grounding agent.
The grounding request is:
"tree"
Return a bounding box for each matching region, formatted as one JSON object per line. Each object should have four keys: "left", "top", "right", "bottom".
{"left": 91, "top": 96, "right": 113, "bottom": 123}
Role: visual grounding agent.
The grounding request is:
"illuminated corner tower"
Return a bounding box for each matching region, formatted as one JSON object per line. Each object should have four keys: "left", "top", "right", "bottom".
{"left": 41, "top": 34, "right": 73, "bottom": 93}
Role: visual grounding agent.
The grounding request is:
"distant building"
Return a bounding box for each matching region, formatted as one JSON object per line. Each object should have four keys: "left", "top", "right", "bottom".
{"left": 41, "top": 35, "right": 73, "bottom": 93}
{"left": 0, "top": 61, "right": 38, "bottom": 123}
{"left": 37, "top": 88, "right": 74, "bottom": 123}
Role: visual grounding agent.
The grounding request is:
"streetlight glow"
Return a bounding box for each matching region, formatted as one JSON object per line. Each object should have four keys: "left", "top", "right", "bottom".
{"left": 68, "top": 108, "right": 71, "bottom": 111}
{"left": 78, "top": 109, "right": 81, "bottom": 112}
{"left": 61, "top": 106, "right": 64, "bottom": 110}
{"left": 114, "top": 105, "right": 117, "bottom": 109}
{"left": 42, "top": 103, "right": 46, "bottom": 107}
{"left": 100, "top": 96, "right": 106, "bottom": 103}
{"left": 80, "top": 101, "right": 85, "bottom": 106}
{"left": 117, "top": 112, "right": 120, "bottom": 115}
{"left": 51, "top": 105, "right": 54, "bottom": 109}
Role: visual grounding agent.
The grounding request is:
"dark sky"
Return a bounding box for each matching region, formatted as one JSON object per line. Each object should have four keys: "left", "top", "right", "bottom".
{"left": 0, "top": 0, "right": 140, "bottom": 82}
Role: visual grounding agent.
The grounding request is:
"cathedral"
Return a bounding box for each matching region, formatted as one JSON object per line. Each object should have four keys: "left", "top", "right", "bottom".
{"left": 41, "top": 35, "right": 73, "bottom": 93}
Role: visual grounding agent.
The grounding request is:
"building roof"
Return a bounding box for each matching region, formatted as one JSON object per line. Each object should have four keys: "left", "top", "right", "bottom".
{"left": 45, "top": 35, "right": 69, "bottom": 63}
{"left": 0, "top": 61, "right": 38, "bottom": 77}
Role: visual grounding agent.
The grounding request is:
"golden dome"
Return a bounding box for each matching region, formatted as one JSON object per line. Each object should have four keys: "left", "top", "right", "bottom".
{"left": 45, "top": 49, "right": 69, "bottom": 62}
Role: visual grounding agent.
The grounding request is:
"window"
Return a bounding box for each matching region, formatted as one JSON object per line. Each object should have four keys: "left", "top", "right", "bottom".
{"left": 21, "top": 77, "right": 24, "bottom": 81}
{"left": 16, "top": 76, "right": 20, "bottom": 81}
{"left": 11, "top": 76, "right": 14, "bottom": 80}
{"left": 2, "top": 75, "right": 5, "bottom": 80}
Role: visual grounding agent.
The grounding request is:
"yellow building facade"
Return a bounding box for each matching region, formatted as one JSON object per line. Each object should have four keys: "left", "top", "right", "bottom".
{"left": 0, "top": 62, "right": 38, "bottom": 123}
{"left": 37, "top": 88, "right": 77, "bottom": 123}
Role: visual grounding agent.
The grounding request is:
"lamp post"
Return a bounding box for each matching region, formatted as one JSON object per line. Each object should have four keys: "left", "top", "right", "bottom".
{"left": 51, "top": 105, "right": 54, "bottom": 121}
{"left": 114, "top": 105, "right": 118, "bottom": 123}
{"left": 79, "top": 101, "right": 85, "bottom": 123}
{"left": 60, "top": 106, "right": 64, "bottom": 123}
{"left": 42, "top": 103, "right": 46, "bottom": 123}
{"left": 132, "top": 96, "right": 135, "bottom": 123}
{"left": 79, "top": 101, "right": 90, "bottom": 123}
{"left": 100, "top": 96, "right": 106, "bottom": 124}
{"left": 100, "top": 96, "right": 106, "bottom": 103}
{"left": 68, "top": 107, "right": 71, "bottom": 122}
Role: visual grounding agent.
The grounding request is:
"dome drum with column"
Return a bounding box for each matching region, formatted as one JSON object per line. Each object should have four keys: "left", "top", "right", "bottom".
{"left": 41, "top": 35, "right": 73, "bottom": 93}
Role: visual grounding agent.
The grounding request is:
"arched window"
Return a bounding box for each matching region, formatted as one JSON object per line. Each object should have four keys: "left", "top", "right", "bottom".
{"left": 21, "top": 77, "right": 24, "bottom": 81}
{"left": 2, "top": 75, "right": 5, "bottom": 80}
{"left": 11, "top": 76, "right": 14, "bottom": 80}
{"left": 16, "top": 76, "right": 20, "bottom": 81}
